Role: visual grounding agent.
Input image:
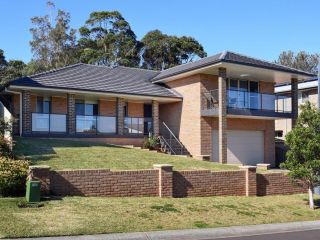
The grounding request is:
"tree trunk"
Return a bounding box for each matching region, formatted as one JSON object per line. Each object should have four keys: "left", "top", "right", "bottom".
{"left": 308, "top": 187, "right": 314, "bottom": 210}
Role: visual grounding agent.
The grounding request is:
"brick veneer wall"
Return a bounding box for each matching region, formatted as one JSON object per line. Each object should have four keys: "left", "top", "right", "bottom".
{"left": 128, "top": 102, "right": 144, "bottom": 117}
{"left": 99, "top": 100, "right": 116, "bottom": 116}
{"left": 256, "top": 173, "right": 305, "bottom": 196}
{"left": 51, "top": 96, "right": 67, "bottom": 114}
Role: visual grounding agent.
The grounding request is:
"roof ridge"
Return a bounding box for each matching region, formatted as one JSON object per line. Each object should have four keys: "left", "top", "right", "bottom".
{"left": 28, "top": 63, "right": 84, "bottom": 78}
{"left": 157, "top": 52, "right": 223, "bottom": 73}
{"left": 225, "top": 50, "right": 314, "bottom": 75}
{"left": 115, "top": 65, "right": 160, "bottom": 73}
{"left": 219, "top": 51, "right": 228, "bottom": 59}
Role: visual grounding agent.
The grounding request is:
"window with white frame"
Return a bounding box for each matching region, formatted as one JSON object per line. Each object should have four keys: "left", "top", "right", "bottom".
{"left": 298, "top": 91, "right": 309, "bottom": 104}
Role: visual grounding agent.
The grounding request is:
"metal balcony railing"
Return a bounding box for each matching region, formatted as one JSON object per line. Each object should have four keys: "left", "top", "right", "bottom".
{"left": 32, "top": 113, "right": 67, "bottom": 133}
{"left": 202, "top": 89, "right": 292, "bottom": 113}
{"left": 76, "top": 115, "right": 116, "bottom": 134}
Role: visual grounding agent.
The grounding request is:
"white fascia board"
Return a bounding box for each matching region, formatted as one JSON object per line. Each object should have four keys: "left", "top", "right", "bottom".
{"left": 275, "top": 80, "right": 318, "bottom": 93}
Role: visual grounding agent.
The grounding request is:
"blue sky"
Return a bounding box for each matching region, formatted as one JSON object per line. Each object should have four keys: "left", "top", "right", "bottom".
{"left": 1, "top": 0, "right": 319, "bottom": 63}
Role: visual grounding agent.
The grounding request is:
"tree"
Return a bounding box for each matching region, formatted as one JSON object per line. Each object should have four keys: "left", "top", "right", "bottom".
{"left": 281, "top": 101, "right": 320, "bottom": 209}
{"left": 29, "top": 1, "right": 78, "bottom": 73}
{"left": 141, "top": 30, "right": 207, "bottom": 70}
{"left": 3, "top": 60, "right": 26, "bottom": 81}
{"left": 0, "top": 49, "right": 7, "bottom": 67}
{"left": 0, "top": 50, "right": 25, "bottom": 84}
{"left": 276, "top": 51, "right": 319, "bottom": 74}
{"left": 78, "top": 11, "right": 142, "bottom": 67}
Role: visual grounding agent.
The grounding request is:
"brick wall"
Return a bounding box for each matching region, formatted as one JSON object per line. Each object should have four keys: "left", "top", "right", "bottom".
{"left": 128, "top": 102, "right": 144, "bottom": 117}
{"left": 161, "top": 74, "right": 202, "bottom": 157}
{"left": 50, "top": 169, "right": 159, "bottom": 197}
{"left": 51, "top": 96, "right": 67, "bottom": 114}
{"left": 30, "top": 165, "right": 306, "bottom": 198}
{"left": 99, "top": 100, "right": 116, "bottom": 116}
{"left": 256, "top": 173, "right": 305, "bottom": 196}
{"left": 173, "top": 170, "right": 246, "bottom": 197}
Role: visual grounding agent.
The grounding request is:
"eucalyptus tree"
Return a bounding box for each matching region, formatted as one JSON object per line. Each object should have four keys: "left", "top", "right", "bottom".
{"left": 79, "top": 11, "right": 142, "bottom": 67}
{"left": 276, "top": 51, "right": 319, "bottom": 74}
{"left": 29, "top": 1, "right": 78, "bottom": 73}
{"left": 141, "top": 30, "right": 207, "bottom": 70}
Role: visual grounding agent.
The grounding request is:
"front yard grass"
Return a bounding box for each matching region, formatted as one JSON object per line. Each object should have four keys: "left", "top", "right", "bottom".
{"left": 1, "top": 194, "right": 320, "bottom": 238}
{"left": 13, "top": 137, "right": 237, "bottom": 171}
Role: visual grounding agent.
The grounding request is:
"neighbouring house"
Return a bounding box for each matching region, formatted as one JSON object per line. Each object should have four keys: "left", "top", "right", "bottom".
{"left": 275, "top": 77, "right": 318, "bottom": 140}
{"left": 0, "top": 51, "right": 315, "bottom": 166}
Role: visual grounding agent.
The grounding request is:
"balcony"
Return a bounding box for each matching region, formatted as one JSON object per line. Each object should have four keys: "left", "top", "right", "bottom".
{"left": 76, "top": 115, "right": 116, "bottom": 134}
{"left": 202, "top": 89, "right": 292, "bottom": 119}
{"left": 124, "top": 117, "right": 152, "bottom": 135}
{"left": 32, "top": 113, "right": 67, "bottom": 133}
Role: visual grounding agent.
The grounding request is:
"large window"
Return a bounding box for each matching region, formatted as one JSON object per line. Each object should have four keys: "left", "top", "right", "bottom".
{"left": 227, "top": 79, "right": 260, "bottom": 109}
{"left": 76, "top": 100, "right": 98, "bottom": 133}
{"left": 298, "top": 91, "right": 309, "bottom": 104}
{"left": 76, "top": 100, "right": 98, "bottom": 116}
{"left": 36, "top": 96, "right": 51, "bottom": 113}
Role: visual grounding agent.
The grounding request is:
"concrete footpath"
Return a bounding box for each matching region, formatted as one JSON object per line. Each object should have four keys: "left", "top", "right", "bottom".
{"left": 13, "top": 221, "right": 320, "bottom": 240}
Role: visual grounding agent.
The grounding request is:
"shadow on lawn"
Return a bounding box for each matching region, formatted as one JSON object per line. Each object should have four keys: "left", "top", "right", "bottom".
{"left": 13, "top": 137, "right": 126, "bottom": 164}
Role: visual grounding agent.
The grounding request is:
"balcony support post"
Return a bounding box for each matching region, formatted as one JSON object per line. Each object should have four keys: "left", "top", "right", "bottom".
{"left": 22, "top": 90, "right": 32, "bottom": 136}
{"left": 291, "top": 78, "right": 298, "bottom": 127}
{"left": 67, "top": 93, "right": 76, "bottom": 135}
{"left": 218, "top": 67, "right": 227, "bottom": 164}
{"left": 117, "top": 98, "right": 125, "bottom": 135}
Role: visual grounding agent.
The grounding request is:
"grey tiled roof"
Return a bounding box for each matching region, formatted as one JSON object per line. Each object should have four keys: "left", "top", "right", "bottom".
{"left": 10, "top": 63, "right": 179, "bottom": 98}
{"left": 152, "top": 51, "right": 315, "bottom": 81}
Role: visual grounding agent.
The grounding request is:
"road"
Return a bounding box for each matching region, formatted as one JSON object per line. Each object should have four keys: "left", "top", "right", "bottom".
{"left": 208, "top": 229, "right": 320, "bottom": 240}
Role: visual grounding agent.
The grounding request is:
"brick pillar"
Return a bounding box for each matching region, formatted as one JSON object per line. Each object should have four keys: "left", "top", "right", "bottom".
{"left": 240, "top": 166, "right": 257, "bottom": 196}
{"left": 28, "top": 165, "right": 51, "bottom": 195}
{"left": 153, "top": 164, "right": 173, "bottom": 197}
{"left": 67, "top": 94, "right": 76, "bottom": 135}
{"left": 117, "top": 98, "right": 125, "bottom": 135}
{"left": 291, "top": 78, "right": 298, "bottom": 127}
{"left": 22, "top": 90, "right": 31, "bottom": 135}
{"left": 218, "top": 68, "right": 227, "bottom": 164}
{"left": 152, "top": 100, "right": 159, "bottom": 136}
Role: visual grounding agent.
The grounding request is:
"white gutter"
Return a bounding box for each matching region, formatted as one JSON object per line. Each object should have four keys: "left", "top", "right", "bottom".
{"left": 4, "top": 88, "right": 22, "bottom": 136}
{"left": 7, "top": 85, "right": 182, "bottom": 102}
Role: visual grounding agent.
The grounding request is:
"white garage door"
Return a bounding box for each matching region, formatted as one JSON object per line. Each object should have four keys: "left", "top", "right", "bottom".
{"left": 212, "top": 130, "right": 264, "bottom": 165}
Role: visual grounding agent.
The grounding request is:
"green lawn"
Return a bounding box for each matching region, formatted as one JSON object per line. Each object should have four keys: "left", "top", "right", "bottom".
{"left": 1, "top": 194, "right": 320, "bottom": 238}
{"left": 13, "top": 137, "right": 237, "bottom": 171}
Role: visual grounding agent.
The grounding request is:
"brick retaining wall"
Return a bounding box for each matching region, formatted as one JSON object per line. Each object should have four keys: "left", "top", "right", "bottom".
{"left": 256, "top": 173, "right": 304, "bottom": 196}
{"left": 29, "top": 165, "right": 306, "bottom": 198}
{"left": 173, "top": 170, "right": 246, "bottom": 197}
{"left": 50, "top": 169, "right": 159, "bottom": 197}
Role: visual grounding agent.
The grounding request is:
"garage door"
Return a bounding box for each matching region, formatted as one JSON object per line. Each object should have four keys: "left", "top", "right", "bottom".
{"left": 212, "top": 130, "right": 264, "bottom": 165}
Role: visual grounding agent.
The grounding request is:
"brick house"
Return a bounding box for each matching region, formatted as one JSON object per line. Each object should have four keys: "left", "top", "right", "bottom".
{"left": 1, "top": 51, "right": 315, "bottom": 166}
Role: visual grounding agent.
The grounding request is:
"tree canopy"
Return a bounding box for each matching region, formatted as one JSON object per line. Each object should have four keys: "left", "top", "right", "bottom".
{"left": 281, "top": 102, "right": 320, "bottom": 209}
{"left": 78, "top": 11, "right": 142, "bottom": 67}
{"left": 29, "top": 1, "right": 78, "bottom": 73}
{"left": 0, "top": 50, "right": 25, "bottom": 84}
{"left": 141, "top": 30, "right": 207, "bottom": 70}
{"left": 276, "top": 51, "right": 319, "bottom": 74}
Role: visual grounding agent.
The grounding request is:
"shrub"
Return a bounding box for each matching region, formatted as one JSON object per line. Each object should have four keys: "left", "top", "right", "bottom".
{"left": 0, "top": 118, "right": 14, "bottom": 158}
{"left": 143, "top": 136, "right": 160, "bottom": 150}
{"left": 0, "top": 137, "right": 13, "bottom": 159}
{"left": 0, "top": 158, "right": 29, "bottom": 197}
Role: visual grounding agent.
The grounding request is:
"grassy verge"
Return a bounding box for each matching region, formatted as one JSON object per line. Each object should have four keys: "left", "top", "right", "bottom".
{"left": 1, "top": 195, "right": 320, "bottom": 238}
{"left": 13, "top": 137, "right": 237, "bottom": 171}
